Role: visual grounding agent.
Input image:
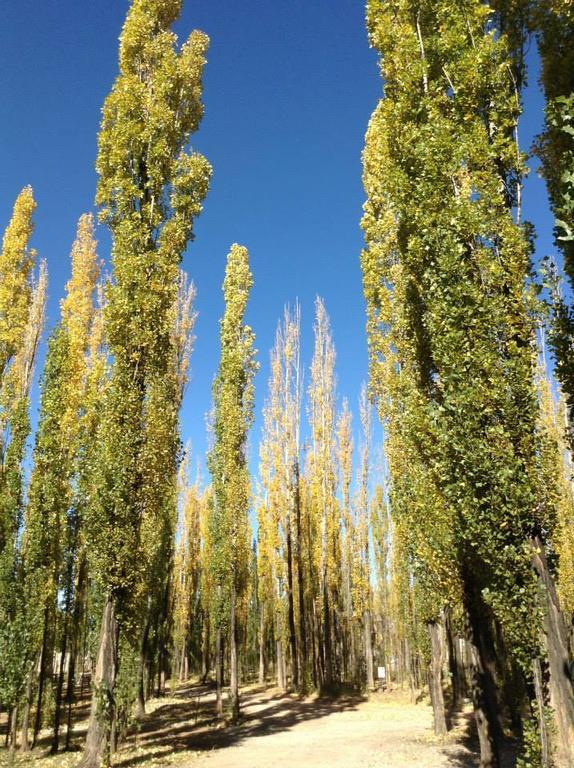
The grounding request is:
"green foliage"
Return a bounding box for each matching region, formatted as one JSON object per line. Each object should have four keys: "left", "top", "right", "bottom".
{"left": 208, "top": 244, "right": 257, "bottom": 631}
{"left": 535, "top": 1, "right": 574, "bottom": 450}
{"left": 362, "top": 0, "right": 542, "bottom": 670}
{"left": 88, "top": 0, "right": 211, "bottom": 627}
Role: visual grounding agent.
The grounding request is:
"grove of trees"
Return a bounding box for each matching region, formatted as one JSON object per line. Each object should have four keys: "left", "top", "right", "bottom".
{"left": 1, "top": 1, "right": 574, "bottom": 768}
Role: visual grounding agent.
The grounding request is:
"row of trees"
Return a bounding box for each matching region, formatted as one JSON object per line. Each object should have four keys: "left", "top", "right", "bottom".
{"left": 362, "top": 1, "right": 574, "bottom": 767}
{"left": 1, "top": 1, "right": 574, "bottom": 768}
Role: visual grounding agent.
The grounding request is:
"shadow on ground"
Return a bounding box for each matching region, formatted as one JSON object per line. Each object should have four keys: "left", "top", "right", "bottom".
{"left": 441, "top": 710, "right": 519, "bottom": 768}
{"left": 113, "top": 683, "right": 366, "bottom": 767}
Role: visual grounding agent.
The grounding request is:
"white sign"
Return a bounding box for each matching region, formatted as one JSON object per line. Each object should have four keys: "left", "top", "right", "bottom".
{"left": 377, "top": 666, "right": 386, "bottom": 680}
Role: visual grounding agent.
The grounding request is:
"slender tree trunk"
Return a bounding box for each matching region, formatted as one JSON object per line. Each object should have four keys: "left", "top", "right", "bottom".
{"left": 65, "top": 550, "right": 87, "bottom": 751}
{"left": 445, "top": 608, "right": 465, "bottom": 709}
{"left": 530, "top": 537, "right": 574, "bottom": 767}
{"left": 276, "top": 634, "right": 286, "bottom": 691}
{"left": 9, "top": 704, "right": 18, "bottom": 753}
{"left": 259, "top": 613, "right": 266, "bottom": 685}
{"left": 364, "top": 609, "right": 375, "bottom": 691}
{"left": 286, "top": 516, "right": 299, "bottom": 690}
{"left": 294, "top": 462, "right": 307, "bottom": 690}
{"left": 78, "top": 596, "right": 118, "bottom": 768}
{"left": 532, "top": 657, "right": 551, "bottom": 768}
{"left": 33, "top": 605, "right": 50, "bottom": 746}
{"left": 275, "top": 604, "right": 287, "bottom": 690}
{"left": 427, "top": 621, "right": 447, "bottom": 736}
{"left": 322, "top": 581, "right": 333, "bottom": 691}
{"left": 229, "top": 585, "right": 240, "bottom": 721}
{"left": 201, "top": 616, "right": 210, "bottom": 684}
{"left": 463, "top": 574, "right": 501, "bottom": 768}
{"left": 52, "top": 612, "right": 70, "bottom": 753}
{"left": 64, "top": 648, "right": 76, "bottom": 750}
{"left": 135, "top": 616, "right": 150, "bottom": 720}
{"left": 215, "top": 625, "right": 223, "bottom": 717}
{"left": 20, "top": 661, "right": 35, "bottom": 752}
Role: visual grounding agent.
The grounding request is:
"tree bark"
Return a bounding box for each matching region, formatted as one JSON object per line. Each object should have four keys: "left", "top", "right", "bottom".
{"left": 427, "top": 621, "right": 447, "bottom": 736}
{"left": 33, "top": 605, "right": 50, "bottom": 747}
{"left": 364, "top": 609, "right": 375, "bottom": 691}
{"left": 215, "top": 625, "right": 223, "bottom": 717}
{"left": 9, "top": 705, "right": 18, "bottom": 753}
{"left": 286, "top": 514, "right": 299, "bottom": 690}
{"left": 532, "top": 657, "right": 551, "bottom": 768}
{"left": 322, "top": 583, "right": 333, "bottom": 691}
{"left": 463, "top": 573, "right": 501, "bottom": 768}
{"left": 229, "top": 585, "right": 240, "bottom": 722}
{"left": 294, "top": 461, "right": 307, "bottom": 690}
{"left": 52, "top": 612, "right": 70, "bottom": 753}
{"left": 531, "top": 537, "right": 574, "bottom": 767}
{"left": 20, "top": 661, "right": 35, "bottom": 752}
{"left": 445, "top": 608, "right": 465, "bottom": 709}
{"left": 135, "top": 616, "right": 150, "bottom": 720}
{"left": 201, "top": 615, "right": 210, "bottom": 684}
{"left": 78, "top": 595, "right": 118, "bottom": 768}
{"left": 258, "top": 612, "right": 266, "bottom": 685}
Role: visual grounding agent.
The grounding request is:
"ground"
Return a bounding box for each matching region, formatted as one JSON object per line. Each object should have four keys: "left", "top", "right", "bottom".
{"left": 2, "top": 682, "right": 519, "bottom": 768}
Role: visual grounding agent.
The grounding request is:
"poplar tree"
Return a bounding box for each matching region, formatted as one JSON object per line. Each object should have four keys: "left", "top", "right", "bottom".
{"left": 361, "top": 1, "right": 566, "bottom": 764}
{"left": 258, "top": 306, "right": 303, "bottom": 690}
{"left": 355, "top": 385, "right": 375, "bottom": 691}
{"left": 307, "top": 298, "right": 339, "bottom": 691}
{"left": 80, "top": 0, "right": 211, "bottom": 764}
{"left": 536, "top": 1, "right": 574, "bottom": 444}
{"left": 336, "top": 400, "right": 355, "bottom": 682}
{"left": 208, "top": 244, "right": 257, "bottom": 721}
{"left": 0, "top": 188, "right": 47, "bottom": 749}
{"left": 22, "top": 213, "right": 99, "bottom": 752}
{"left": 135, "top": 272, "right": 197, "bottom": 719}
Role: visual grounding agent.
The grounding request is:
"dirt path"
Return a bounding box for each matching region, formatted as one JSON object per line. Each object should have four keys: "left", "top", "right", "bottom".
{"left": 186, "top": 688, "right": 478, "bottom": 768}
{"left": 5, "top": 682, "right": 519, "bottom": 768}
{"left": 117, "top": 684, "right": 479, "bottom": 768}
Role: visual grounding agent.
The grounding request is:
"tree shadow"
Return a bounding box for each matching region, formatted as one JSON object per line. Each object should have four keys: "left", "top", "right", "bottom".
{"left": 441, "top": 710, "right": 519, "bottom": 768}
{"left": 113, "top": 683, "right": 367, "bottom": 767}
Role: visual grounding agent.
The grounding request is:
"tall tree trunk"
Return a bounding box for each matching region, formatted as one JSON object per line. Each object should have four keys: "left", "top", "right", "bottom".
{"left": 427, "top": 621, "right": 447, "bottom": 736}
{"left": 20, "top": 661, "right": 35, "bottom": 752}
{"left": 229, "top": 585, "right": 240, "bottom": 721}
{"left": 258, "top": 612, "right": 266, "bottom": 685}
{"left": 532, "top": 657, "right": 551, "bottom": 768}
{"left": 276, "top": 636, "right": 286, "bottom": 691}
{"left": 78, "top": 596, "right": 118, "bottom": 768}
{"left": 33, "top": 605, "right": 50, "bottom": 746}
{"left": 286, "top": 515, "right": 298, "bottom": 690}
{"left": 294, "top": 462, "right": 307, "bottom": 690}
{"left": 364, "top": 609, "right": 375, "bottom": 691}
{"left": 66, "top": 550, "right": 88, "bottom": 751}
{"left": 135, "top": 616, "right": 150, "bottom": 720}
{"left": 322, "top": 580, "right": 333, "bottom": 691}
{"left": 215, "top": 626, "right": 223, "bottom": 717}
{"left": 275, "top": 604, "right": 287, "bottom": 691}
{"left": 463, "top": 574, "right": 501, "bottom": 768}
{"left": 64, "top": 649, "right": 76, "bottom": 751}
{"left": 445, "top": 608, "right": 465, "bottom": 709}
{"left": 201, "top": 615, "right": 210, "bottom": 684}
{"left": 52, "top": 612, "right": 70, "bottom": 753}
{"left": 531, "top": 537, "right": 574, "bottom": 767}
{"left": 9, "top": 705, "right": 18, "bottom": 753}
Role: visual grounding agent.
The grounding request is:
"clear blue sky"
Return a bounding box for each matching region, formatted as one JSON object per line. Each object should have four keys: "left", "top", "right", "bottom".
{"left": 0, "top": 2, "right": 557, "bottom": 487}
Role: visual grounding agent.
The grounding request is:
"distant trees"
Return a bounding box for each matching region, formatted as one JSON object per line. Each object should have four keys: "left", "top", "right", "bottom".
{"left": 2, "top": 2, "right": 574, "bottom": 767}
